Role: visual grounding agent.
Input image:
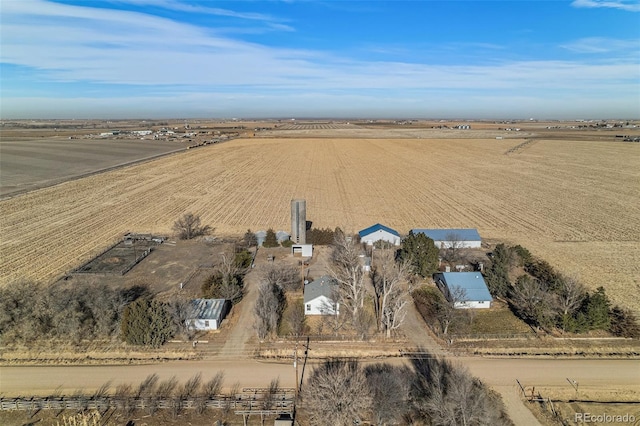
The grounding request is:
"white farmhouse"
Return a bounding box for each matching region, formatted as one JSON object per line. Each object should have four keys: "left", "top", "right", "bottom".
{"left": 304, "top": 276, "right": 339, "bottom": 316}
{"left": 410, "top": 228, "right": 482, "bottom": 249}
{"left": 186, "top": 298, "right": 231, "bottom": 330}
{"left": 358, "top": 223, "right": 401, "bottom": 246}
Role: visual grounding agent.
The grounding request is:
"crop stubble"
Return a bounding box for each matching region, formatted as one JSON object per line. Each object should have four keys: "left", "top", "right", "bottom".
{"left": 0, "top": 137, "right": 638, "bottom": 312}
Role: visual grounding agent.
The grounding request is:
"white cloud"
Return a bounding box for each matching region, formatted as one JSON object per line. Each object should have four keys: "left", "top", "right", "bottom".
{"left": 3, "top": 1, "right": 636, "bottom": 90}
{"left": 571, "top": 0, "right": 640, "bottom": 12}
{"left": 1, "top": 1, "right": 638, "bottom": 118}
{"left": 560, "top": 37, "right": 640, "bottom": 53}
{"left": 107, "top": 0, "right": 293, "bottom": 26}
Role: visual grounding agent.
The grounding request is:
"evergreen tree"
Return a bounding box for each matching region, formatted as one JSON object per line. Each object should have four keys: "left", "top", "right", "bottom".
{"left": 243, "top": 229, "right": 258, "bottom": 247}
{"left": 484, "top": 264, "right": 510, "bottom": 298}
{"left": 263, "top": 228, "right": 279, "bottom": 248}
{"left": 399, "top": 232, "right": 439, "bottom": 278}
{"left": 484, "top": 244, "right": 512, "bottom": 298}
{"left": 121, "top": 299, "right": 174, "bottom": 347}
{"left": 583, "top": 286, "right": 611, "bottom": 330}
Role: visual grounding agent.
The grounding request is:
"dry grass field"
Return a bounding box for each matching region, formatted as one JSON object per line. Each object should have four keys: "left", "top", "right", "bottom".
{"left": 1, "top": 125, "right": 639, "bottom": 313}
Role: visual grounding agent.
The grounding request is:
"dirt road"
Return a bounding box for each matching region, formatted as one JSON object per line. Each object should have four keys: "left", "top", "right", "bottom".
{"left": 1, "top": 358, "right": 637, "bottom": 424}
{"left": 3, "top": 358, "right": 637, "bottom": 396}
{"left": 217, "top": 264, "right": 260, "bottom": 358}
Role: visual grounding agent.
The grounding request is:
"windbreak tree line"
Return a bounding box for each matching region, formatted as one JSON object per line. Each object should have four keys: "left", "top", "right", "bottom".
{"left": 485, "top": 243, "right": 639, "bottom": 337}
{"left": 0, "top": 280, "right": 189, "bottom": 347}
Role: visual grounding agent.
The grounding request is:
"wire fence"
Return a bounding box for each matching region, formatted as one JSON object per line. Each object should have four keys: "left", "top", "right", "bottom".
{"left": 1, "top": 393, "right": 294, "bottom": 413}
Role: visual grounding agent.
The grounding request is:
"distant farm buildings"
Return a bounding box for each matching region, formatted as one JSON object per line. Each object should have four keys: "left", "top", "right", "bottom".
{"left": 254, "top": 230, "right": 291, "bottom": 246}
{"left": 410, "top": 228, "right": 482, "bottom": 249}
{"left": 434, "top": 272, "right": 492, "bottom": 309}
{"left": 186, "top": 298, "right": 231, "bottom": 330}
{"left": 358, "top": 223, "right": 401, "bottom": 246}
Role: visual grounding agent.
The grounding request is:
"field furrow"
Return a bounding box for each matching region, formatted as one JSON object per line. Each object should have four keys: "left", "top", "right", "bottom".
{"left": 1, "top": 137, "right": 638, "bottom": 311}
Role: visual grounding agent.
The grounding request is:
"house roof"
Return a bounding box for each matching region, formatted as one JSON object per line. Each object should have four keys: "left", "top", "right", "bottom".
{"left": 410, "top": 228, "right": 481, "bottom": 242}
{"left": 189, "top": 298, "right": 228, "bottom": 320}
{"left": 358, "top": 223, "right": 400, "bottom": 238}
{"left": 304, "top": 275, "right": 338, "bottom": 304}
{"left": 435, "top": 272, "right": 493, "bottom": 302}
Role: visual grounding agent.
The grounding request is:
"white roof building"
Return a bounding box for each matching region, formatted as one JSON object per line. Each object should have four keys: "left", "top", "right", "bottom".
{"left": 410, "top": 228, "right": 482, "bottom": 249}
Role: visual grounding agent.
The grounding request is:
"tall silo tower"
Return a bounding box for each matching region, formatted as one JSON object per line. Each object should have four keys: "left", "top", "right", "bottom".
{"left": 291, "top": 199, "right": 306, "bottom": 244}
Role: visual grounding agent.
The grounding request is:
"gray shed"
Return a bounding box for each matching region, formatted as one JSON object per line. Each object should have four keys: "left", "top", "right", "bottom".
{"left": 186, "top": 299, "right": 231, "bottom": 330}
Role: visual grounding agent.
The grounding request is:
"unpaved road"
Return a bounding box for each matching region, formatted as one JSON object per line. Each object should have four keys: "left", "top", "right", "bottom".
{"left": 2, "top": 358, "right": 637, "bottom": 397}
{"left": 217, "top": 263, "right": 260, "bottom": 358}
{"left": 1, "top": 358, "right": 637, "bottom": 425}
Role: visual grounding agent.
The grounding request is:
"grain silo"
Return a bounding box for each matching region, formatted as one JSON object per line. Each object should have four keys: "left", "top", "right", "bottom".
{"left": 291, "top": 199, "right": 306, "bottom": 244}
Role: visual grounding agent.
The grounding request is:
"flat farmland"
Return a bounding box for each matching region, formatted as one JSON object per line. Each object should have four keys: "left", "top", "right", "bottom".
{"left": 1, "top": 134, "right": 639, "bottom": 312}
{"left": 0, "top": 137, "right": 185, "bottom": 197}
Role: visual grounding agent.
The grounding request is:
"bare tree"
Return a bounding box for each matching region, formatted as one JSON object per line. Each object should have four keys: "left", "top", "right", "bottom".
{"left": 263, "top": 263, "right": 301, "bottom": 292}
{"left": 156, "top": 376, "right": 178, "bottom": 399}
{"left": 364, "top": 363, "right": 412, "bottom": 425}
{"left": 411, "top": 355, "right": 511, "bottom": 426}
{"left": 442, "top": 232, "right": 465, "bottom": 264}
{"left": 328, "top": 231, "right": 366, "bottom": 326}
{"left": 371, "top": 250, "right": 412, "bottom": 337}
{"left": 301, "top": 360, "right": 372, "bottom": 426}
{"left": 181, "top": 373, "right": 203, "bottom": 399}
{"left": 510, "top": 275, "right": 556, "bottom": 330}
{"left": 262, "top": 378, "right": 280, "bottom": 410}
{"left": 556, "top": 274, "right": 587, "bottom": 332}
{"left": 286, "top": 302, "right": 308, "bottom": 337}
{"left": 254, "top": 281, "right": 285, "bottom": 339}
{"left": 243, "top": 229, "right": 258, "bottom": 247}
{"left": 202, "top": 372, "right": 225, "bottom": 398}
{"left": 167, "top": 297, "right": 194, "bottom": 340}
{"left": 202, "top": 251, "right": 246, "bottom": 301}
{"left": 437, "top": 285, "right": 469, "bottom": 335}
{"left": 172, "top": 212, "right": 212, "bottom": 240}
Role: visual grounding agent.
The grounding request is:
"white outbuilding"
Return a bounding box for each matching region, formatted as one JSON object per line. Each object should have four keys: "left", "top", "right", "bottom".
{"left": 410, "top": 228, "right": 482, "bottom": 249}
{"left": 186, "top": 298, "right": 231, "bottom": 330}
{"left": 292, "top": 244, "right": 313, "bottom": 257}
{"left": 358, "top": 223, "right": 401, "bottom": 246}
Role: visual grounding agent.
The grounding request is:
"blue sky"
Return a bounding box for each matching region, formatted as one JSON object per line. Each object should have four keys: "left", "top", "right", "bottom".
{"left": 1, "top": 0, "right": 639, "bottom": 119}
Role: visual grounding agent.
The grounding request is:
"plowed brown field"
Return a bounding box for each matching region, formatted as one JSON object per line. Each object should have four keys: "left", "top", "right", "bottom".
{"left": 1, "top": 135, "right": 638, "bottom": 312}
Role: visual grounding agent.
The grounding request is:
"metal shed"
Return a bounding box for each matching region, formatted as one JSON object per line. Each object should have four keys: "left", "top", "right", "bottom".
{"left": 187, "top": 298, "right": 231, "bottom": 330}
{"left": 410, "top": 228, "right": 482, "bottom": 248}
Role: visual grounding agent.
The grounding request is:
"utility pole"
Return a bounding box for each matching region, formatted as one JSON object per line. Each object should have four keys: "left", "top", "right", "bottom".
{"left": 294, "top": 341, "right": 299, "bottom": 401}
